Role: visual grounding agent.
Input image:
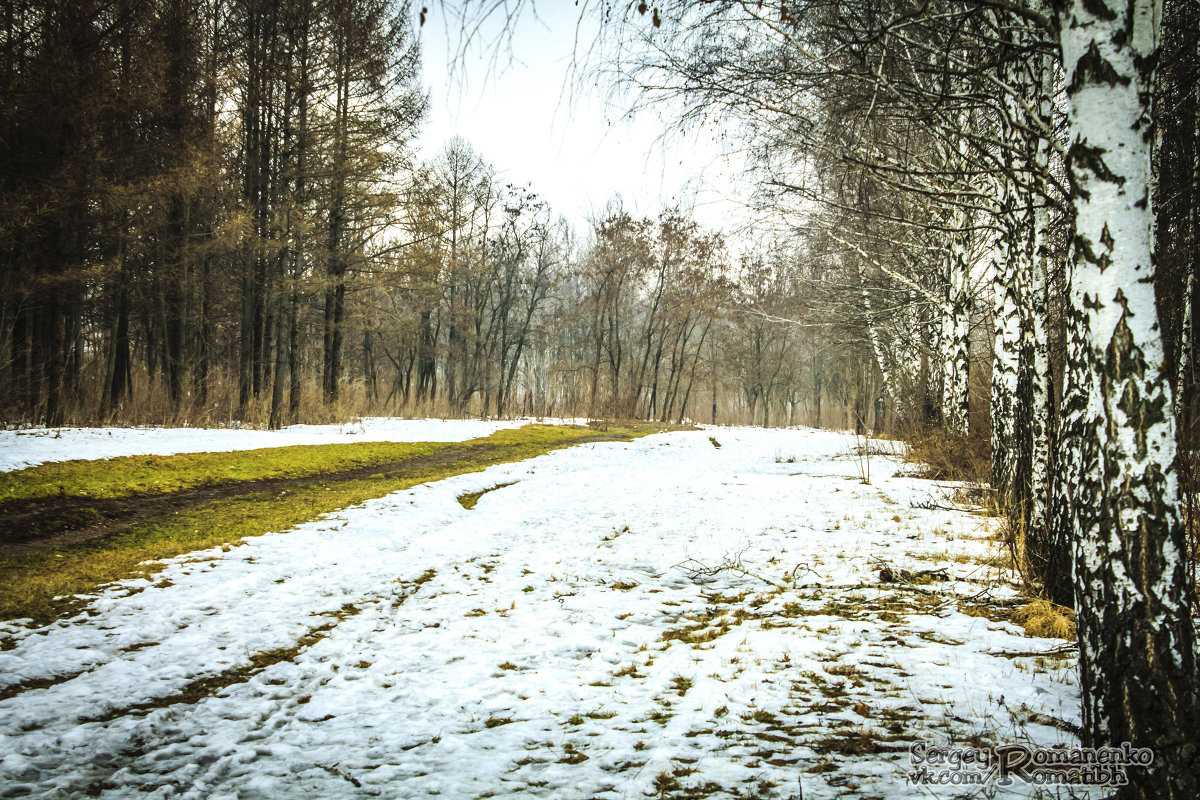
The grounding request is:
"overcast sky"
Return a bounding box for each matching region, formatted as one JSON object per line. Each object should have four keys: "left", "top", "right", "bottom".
{"left": 413, "top": 4, "right": 749, "bottom": 237}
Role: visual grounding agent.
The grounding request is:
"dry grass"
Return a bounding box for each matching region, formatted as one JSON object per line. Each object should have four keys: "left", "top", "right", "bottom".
{"left": 457, "top": 482, "right": 518, "bottom": 510}
{"left": 1011, "top": 600, "right": 1075, "bottom": 640}
{"left": 903, "top": 428, "right": 991, "bottom": 484}
{"left": 902, "top": 428, "right": 1081, "bottom": 644}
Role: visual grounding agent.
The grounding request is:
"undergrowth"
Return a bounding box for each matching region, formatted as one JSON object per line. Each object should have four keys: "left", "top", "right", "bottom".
{"left": 1011, "top": 600, "right": 1076, "bottom": 640}
{"left": 902, "top": 428, "right": 991, "bottom": 484}
{"left": 903, "top": 426, "right": 1078, "bottom": 641}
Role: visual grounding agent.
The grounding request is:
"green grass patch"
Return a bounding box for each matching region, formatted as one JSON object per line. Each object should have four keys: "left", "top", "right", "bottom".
{"left": 0, "top": 424, "right": 634, "bottom": 503}
{"left": 0, "top": 424, "right": 662, "bottom": 623}
{"left": 1, "top": 439, "right": 437, "bottom": 503}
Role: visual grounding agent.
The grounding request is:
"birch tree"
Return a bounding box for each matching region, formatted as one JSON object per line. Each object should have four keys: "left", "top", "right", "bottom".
{"left": 1053, "top": 0, "right": 1200, "bottom": 792}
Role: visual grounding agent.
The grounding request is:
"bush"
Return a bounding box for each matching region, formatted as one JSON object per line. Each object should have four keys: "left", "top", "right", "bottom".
{"left": 902, "top": 427, "right": 991, "bottom": 484}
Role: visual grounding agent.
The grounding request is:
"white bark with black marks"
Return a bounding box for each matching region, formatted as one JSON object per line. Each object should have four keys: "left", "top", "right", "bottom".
{"left": 941, "top": 220, "right": 972, "bottom": 436}
{"left": 1056, "top": 0, "right": 1200, "bottom": 793}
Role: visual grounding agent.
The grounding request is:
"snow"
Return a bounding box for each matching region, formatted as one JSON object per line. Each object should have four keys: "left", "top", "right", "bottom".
{"left": 0, "top": 426, "right": 1094, "bottom": 798}
{"left": 0, "top": 418, "right": 539, "bottom": 472}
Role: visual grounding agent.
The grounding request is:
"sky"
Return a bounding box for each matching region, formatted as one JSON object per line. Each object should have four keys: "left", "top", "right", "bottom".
{"left": 413, "top": 3, "right": 751, "bottom": 238}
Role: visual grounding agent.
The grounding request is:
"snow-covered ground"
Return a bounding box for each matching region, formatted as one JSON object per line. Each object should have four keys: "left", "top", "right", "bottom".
{"left": 0, "top": 427, "right": 1090, "bottom": 799}
{"left": 0, "top": 418, "right": 540, "bottom": 472}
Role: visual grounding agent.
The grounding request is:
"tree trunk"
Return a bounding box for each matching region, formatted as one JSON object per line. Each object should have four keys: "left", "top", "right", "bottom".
{"left": 1057, "top": 0, "right": 1200, "bottom": 793}
{"left": 941, "top": 225, "right": 972, "bottom": 435}
{"left": 269, "top": 293, "right": 287, "bottom": 430}
{"left": 992, "top": 180, "right": 1022, "bottom": 498}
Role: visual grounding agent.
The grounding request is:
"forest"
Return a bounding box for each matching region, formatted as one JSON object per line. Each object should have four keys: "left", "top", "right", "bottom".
{"left": 2, "top": 0, "right": 1199, "bottom": 796}
{"left": 0, "top": 0, "right": 817, "bottom": 431}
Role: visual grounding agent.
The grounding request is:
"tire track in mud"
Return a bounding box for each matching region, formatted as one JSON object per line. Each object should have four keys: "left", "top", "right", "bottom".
{"left": 0, "top": 434, "right": 629, "bottom": 559}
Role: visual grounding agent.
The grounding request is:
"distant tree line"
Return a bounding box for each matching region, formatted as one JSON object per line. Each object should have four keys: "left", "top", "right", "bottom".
{"left": 0, "top": 1, "right": 880, "bottom": 431}
{"left": 358, "top": 149, "right": 825, "bottom": 426}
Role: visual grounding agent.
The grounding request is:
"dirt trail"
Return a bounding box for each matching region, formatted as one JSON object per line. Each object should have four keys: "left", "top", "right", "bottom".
{"left": 0, "top": 434, "right": 627, "bottom": 559}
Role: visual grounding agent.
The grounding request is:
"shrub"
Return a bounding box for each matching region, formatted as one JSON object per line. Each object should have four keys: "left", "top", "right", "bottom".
{"left": 902, "top": 427, "right": 991, "bottom": 484}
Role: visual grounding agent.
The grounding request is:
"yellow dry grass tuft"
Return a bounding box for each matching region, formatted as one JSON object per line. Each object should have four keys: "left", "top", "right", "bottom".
{"left": 1011, "top": 600, "right": 1075, "bottom": 640}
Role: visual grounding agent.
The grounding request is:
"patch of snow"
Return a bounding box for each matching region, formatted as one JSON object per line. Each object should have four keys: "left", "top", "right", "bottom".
{"left": 0, "top": 418, "right": 553, "bottom": 472}
{"left": 0, "top": 427, "right": 1095, "bottom": 798}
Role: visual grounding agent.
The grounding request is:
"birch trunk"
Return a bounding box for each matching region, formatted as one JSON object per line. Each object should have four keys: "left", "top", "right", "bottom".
{"left": 992, "top": 191, "right": 1022, "bottom": 498}
{"left": 941, "top": 223, "right": 972, "bottom": 435}
{"left": 1025, "top": 51, "right": 1059, "bottom": 597}
{"left": 1056, "top": 0, "right": 1200, "bottom": 792}
{"left": 1023, "top": 212, "right": 1053, "bottom": 573}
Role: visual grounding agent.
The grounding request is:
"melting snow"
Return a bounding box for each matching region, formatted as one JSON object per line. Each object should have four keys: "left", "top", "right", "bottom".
{"left": 0, "top": 418, "right": 539, "bottom": 472}
{"left": 0, "top": 426, "right": 1092, "bottom": 798}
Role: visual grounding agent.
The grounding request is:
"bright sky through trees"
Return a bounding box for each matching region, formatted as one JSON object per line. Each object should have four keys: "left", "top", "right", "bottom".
{"left": 414, "top": 3, "right": 747, "bottom": 235}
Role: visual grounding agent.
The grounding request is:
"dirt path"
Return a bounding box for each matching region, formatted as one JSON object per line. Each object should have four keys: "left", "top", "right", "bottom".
{"left": 0, "top": 434, "right": 628, "bottom": 559}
